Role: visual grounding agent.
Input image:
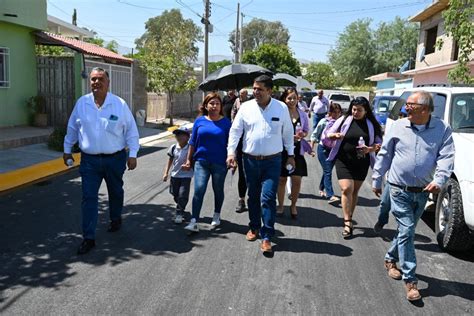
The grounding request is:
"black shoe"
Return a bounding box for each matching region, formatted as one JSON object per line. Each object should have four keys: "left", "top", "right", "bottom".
{"left": 107, "top": 218, "right": 122, "bottom": 232}
{"left": 235, "top": 200, "right": 247, "bottom": 213}
{"left": 77, "top": 239, "right": 95, "bottom": 255}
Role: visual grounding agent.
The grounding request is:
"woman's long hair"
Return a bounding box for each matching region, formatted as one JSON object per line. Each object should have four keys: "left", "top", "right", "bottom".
{"left": 199, "top": 92, "right": 223, "bottom": 116}
{"left": 345, "top": 96, "right": 382, "bottom": 137}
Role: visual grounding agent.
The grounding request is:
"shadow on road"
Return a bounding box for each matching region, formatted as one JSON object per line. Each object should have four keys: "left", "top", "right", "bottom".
{"left": 273, "top": 237, "right": 353, "bottom": 257}
{"left": 276, "top": 206, "right": 342, "bottom": 229}
{"left": 418, "top": 274, "right": 474, "bottom": 301}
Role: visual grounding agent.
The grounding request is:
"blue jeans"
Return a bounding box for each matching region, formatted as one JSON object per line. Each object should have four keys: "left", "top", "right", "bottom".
{"left": 312, "top": 112, "right": 327, "bottom": 130}
{"left": 384, "top": 186, "right": 429, "bottom": 283}
{"left": 317, "top": 144, "right": 335, "bottom": 198}
{"left": 79, "top": 150, "right": 127, "bottom": 240}
{"left": 192, "top": 160, "right": 227, "bottom": 220}
{"left": 378, "top": 183, "right": 391, "bottom": 225}
{"left": 243, "top": 154, "right": 281, "bottom": 240}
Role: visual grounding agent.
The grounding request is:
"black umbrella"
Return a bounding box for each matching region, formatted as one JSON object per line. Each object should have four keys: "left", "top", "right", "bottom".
{"left": 198, "top": 63, "right": 273, "bottom": 91}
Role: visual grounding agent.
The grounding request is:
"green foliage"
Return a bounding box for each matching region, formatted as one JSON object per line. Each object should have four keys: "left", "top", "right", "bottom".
{"left": 329, "top": 19, "right": 376, "bottom": 86}
{"left": 35, "top": 45, "right": 66, "bottom": 56}
{"left": 329, "top": 17, "right": 419, "bottom": 86}
{"left": 229, "top": 18, "right": 290, "bottom": 55}
{"left": 26, "top": 95, "right": 47, "bottom": 114}
{"left": 208, "top": 60, "right": 232, "bottom": 74}
{"left": 373, "top": 17, "right": 418, "bottom": 73}
{"left": 47, "top": 126, "right": 67, "bottom": 152}
{"left": 242, "top": 44, "right": 301, "bottom": 77}
{"left": 440, "top": 0, "right": 474, "bottom": 84}
{"left": 137, "top": 9, "right": 202, "bottom": 124}
{"left": 304, "top": 62, "right": 337, "bottom": 89}
{"left": 105, "top": 40, "right": 119, "bottom": 53}
{"left": 84, "top": 37, "right": 104, "bottom": 47}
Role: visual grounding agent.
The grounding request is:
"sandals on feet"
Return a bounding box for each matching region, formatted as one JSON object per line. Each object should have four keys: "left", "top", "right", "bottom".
{"left": 342, "top": 219, "right": 353, "bottom": 238}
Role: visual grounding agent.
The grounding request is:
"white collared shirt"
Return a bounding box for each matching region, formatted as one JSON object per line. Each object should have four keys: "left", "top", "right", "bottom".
{"left": 227, "top": 98, "right": 294, "bottom": 156}
{"left": 64, "top": 92, "right": 140, "bottom": 157}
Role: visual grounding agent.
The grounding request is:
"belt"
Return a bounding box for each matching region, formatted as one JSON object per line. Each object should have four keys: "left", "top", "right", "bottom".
{"left": 83, "top": 148, "right": 126, "bottom": 157}
{"left": 244, "top": 153, "right": 281, "bottom": 160}
{"left": 389, "top": 182, "right": 425, "bottom": 193}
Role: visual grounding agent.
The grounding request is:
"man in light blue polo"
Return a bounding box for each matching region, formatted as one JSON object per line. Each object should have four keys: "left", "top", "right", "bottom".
{"left": 372, "top": 91, "right": 454, "bottom": 301}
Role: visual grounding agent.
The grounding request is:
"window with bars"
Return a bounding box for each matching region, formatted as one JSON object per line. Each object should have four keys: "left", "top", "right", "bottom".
{"left": 0, "top": 47, "right": 10, "bottom": 88}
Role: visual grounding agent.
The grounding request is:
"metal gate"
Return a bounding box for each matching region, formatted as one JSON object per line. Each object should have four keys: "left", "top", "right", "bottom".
{"left": 37, "top": 56, "right": 76, "bottom": 127}
{"left": 85, "top": 60, "right": 133, "bottom": 110}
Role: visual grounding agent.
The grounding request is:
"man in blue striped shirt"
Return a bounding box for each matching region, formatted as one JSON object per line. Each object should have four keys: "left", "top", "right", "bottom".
{"left": 372, "top": 91, "right": 455, "bottom": 301}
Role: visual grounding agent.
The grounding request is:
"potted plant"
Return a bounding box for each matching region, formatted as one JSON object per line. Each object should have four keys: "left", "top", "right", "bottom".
{"left": 27, "top": 95, "right": 48, "bottom": 127}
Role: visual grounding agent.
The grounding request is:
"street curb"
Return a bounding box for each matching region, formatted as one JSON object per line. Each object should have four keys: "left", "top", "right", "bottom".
{"left": 0, "top": 122, "right": 193, "bottom": 193}
{"left": 0, "top": 153, "right": 81, "bottom": 193}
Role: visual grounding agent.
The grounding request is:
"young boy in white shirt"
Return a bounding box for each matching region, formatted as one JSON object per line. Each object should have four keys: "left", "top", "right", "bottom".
{"left": 163, "top": 127, "right": 193, "bottom": 224}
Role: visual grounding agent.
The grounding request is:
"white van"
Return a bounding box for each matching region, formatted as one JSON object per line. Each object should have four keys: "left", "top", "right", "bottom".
{"left": 385, "top": 86, "right": 474, "bottom": 252}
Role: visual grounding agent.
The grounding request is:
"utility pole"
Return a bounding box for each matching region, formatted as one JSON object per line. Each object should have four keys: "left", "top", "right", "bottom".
{"left": 202, "top": 0, "right": 210, "bottom": 81}
{"left": 239, "top": 12, "right": 244, "bottom": 62}
{"left": 234, "top": 2, "right": 240, "bottom": 63}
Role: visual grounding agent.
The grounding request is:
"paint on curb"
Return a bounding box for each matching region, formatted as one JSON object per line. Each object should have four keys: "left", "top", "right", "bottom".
{"left": 0, "top": 153, "right": 81, "bottom": 192}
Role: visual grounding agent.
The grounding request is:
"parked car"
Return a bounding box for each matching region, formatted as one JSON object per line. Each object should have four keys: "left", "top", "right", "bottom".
{"left": 328, "top": 93, "right": 351, "bottom": 112}
{"left": 386, "top": 86, "right": 474, "bottom": 252}
{"left": 372, "top": 95, "right": 399, "bottom": 130}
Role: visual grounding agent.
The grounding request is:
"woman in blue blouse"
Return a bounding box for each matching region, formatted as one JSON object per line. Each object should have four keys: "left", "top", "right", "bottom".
{"left": 183, "top": 92, "right": 232, "bottom": 232}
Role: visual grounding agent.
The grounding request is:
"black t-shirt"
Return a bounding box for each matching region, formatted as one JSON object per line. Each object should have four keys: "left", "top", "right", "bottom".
{"left": 222, "top": 95, "right": 237, "bottom": 119}
{"left": 338, "top": 119, "right": 369, "bottom": 163}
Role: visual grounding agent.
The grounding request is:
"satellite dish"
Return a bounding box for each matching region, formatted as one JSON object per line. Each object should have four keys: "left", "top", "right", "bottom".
{"left": 399, "top": 60, "right": 410, "bottom": 73}
{"left": 418, "top": 47, "right": 425, "bottom": 62}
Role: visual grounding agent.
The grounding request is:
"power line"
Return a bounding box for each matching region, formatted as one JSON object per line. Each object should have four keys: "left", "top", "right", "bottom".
{"left": 175, "top": 0, "right": 202, "bottom": 18}
{"left": 289, "top": 40, "right": 333, "bottom": 47}
{"left": 243, "top": 0, "right": 430, "bottom": 15}
{"left": 115, "top": 0, "right": 166, "bottom": 11}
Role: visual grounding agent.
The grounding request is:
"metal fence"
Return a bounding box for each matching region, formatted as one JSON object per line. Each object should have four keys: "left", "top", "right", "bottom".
{"left": 37, "top": 56, "right": 75, "bottom": 127}
{"left": 85, "top": 60, "right": 133, "bottom": 109}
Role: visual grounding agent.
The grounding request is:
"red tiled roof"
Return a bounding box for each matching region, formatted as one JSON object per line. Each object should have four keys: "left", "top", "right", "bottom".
{"left": 35, "top": 31, "right": 133, "bottom": 64}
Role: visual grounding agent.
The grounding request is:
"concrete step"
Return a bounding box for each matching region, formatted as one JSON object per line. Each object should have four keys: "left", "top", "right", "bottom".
{"left": 0, "top": 127, "right": 53, "bottom": 150}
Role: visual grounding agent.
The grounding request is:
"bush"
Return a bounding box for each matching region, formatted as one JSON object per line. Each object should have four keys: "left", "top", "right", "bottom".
{"left": 48, "top": 127, "right": 79, "bottom": 152}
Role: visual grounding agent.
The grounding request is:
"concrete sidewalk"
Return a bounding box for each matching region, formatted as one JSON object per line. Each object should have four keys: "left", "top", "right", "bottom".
{"left": 0, "top": 119, "right": 193, "bottom": 193}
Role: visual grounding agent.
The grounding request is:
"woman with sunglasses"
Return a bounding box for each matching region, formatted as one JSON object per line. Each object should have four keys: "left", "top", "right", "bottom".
{"left": 325, "top": 97, "right": 382, "bottom": 238}
{"left": 276, "top": 88, "right": 311, "bottom": 219}
{"left": 183, "top": 92, "right": 232, "bottom": 232}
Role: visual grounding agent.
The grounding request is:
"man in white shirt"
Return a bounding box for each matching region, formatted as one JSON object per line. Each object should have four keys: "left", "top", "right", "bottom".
{"left": 309, "top": 90, "right": 329, "bottom": 129}
{"left": 297, "top": 94, "right": 309, "bottom": 114}
{"left": 63, "top": 67, "right": 139, "bottom": 255}
{"left": 227, "top": 75, "right": 295, "bottom": 254}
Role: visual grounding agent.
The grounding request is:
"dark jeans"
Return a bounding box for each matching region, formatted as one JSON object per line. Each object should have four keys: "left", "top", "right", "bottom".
{"left": 317, "top": 144, "right": 335, "bottom": 198}
{"left": 236, "top": 140, "right": 247, "bottom": 199}
{"left": 243, "top": 154, "right": 281, "bottom": 240}
{"left": 170, "top": 177, "right": 191, "bottom": 215}
{"left": 192, "top": 160, "right": 227, "bottom": 220}
{"left": 79, "top": 150, "right": 127, "bottom": 240}
{"left": 378, "top": 183, "right": 391, "bottom": 225}
{"left": 312, "top": 112, "right": 327, "bottom": 130}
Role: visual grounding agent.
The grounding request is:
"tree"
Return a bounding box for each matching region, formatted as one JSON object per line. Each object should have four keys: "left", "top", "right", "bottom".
{"left": 374, "top": 17, "right": 418, "bottom": 73}
{"left": 35, "top": 45, "right": 65, "bottom": 56}
{"left": 229, "top": 18, "right": 290, "bottom": 55}
{"left": 105, "top": 40, "right": 119, "bottom": 53}
{"left": 304, "top": 62, "right": 337, "bottom": 89}
{"left": 208, "top": 60, "right": 232, "bottom": 74}
{"left": 138, "top": 9, "right": 202, "bottom": 125}
{"left": 438, "top": 0, "right": 474, "bottom": 84}
{"left": 328, "top": 19, "right": 376, "bottom": 86}
{"left": 242, "top": 44, "right": 301, "bottom": 77}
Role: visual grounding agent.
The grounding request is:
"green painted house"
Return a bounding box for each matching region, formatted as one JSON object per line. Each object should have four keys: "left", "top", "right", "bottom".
{"left": 0, "top": 0, "right": 47, "bottom": 127}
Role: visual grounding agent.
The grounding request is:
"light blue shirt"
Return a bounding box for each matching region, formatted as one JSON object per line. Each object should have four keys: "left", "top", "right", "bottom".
{"left": 372, "top": 116, "right": 455, "bottom": 189}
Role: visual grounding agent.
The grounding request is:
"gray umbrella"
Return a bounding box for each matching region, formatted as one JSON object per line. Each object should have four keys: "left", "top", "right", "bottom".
{"left": 198, "top": 63, "right": 273, "bottom": 91}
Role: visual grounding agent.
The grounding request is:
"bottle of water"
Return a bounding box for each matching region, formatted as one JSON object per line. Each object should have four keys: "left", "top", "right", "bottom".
{"left": 66, "top": 158, "right": 74, "bottom": 167}
{"left": 286, "top": 163, "right": 295, "bottom": 174}
{"left": 357, "top": 136, "right": 365, "bottom": 159}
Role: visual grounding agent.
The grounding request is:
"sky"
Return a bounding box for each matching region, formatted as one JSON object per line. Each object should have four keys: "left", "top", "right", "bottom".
{"left": 46, "top": 0, "right": 433, "bottom": 63}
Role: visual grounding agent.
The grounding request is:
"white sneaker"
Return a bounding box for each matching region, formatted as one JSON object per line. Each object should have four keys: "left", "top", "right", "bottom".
{"left": 211, "top": 213, "right": 221, "bottom": 227}
{"left": 184, "top": 218, "right": 199, "bottom": 232}
{"left": 174, "top": 214, "right": 183, "bottom": 224}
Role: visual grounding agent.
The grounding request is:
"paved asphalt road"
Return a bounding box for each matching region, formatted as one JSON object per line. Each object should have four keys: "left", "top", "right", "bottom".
{"left": 1, "top": 137, "right": 473, "bottom": 315}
